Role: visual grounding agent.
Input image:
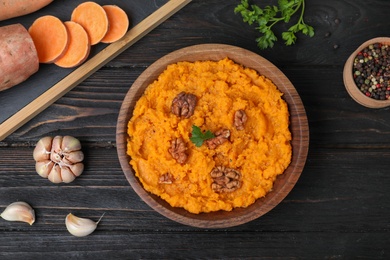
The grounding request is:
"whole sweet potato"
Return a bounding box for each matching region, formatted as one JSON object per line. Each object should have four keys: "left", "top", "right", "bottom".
{"left": 0, "top": 24, "right": 39, "bottom": 91}
{"left": 0, "top": 0, "right": 53, "bottom": 21}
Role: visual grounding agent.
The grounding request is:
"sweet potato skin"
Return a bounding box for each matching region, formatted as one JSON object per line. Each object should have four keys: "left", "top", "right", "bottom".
{"left": 0, "top": 24, "right": 39, "bottom": 91}
{"left": 0, "top": 0, "right": 53, "bottom": 21}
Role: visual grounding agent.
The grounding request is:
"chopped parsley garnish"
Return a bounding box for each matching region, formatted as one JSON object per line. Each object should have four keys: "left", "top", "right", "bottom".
{"left": 190, "top": 125, "right": 215, "bottom": 147}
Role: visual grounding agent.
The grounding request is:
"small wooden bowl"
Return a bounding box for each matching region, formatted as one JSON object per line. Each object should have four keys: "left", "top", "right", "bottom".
{"left": 343, "top": 37, "right": 390, "bottom": 108}
{"left": 116, "top": 44, "right": 309, "bottom": 228}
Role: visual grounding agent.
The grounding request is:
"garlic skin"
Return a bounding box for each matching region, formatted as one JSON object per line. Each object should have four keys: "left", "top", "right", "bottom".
{"left": 33, "top": 136, "right": 53, "bottom": 161}
{"left": 0, "top": 201, "right": 35, "bottom": 225}
{"left": 65, "top": 213, "right": 104, "bottom": 237}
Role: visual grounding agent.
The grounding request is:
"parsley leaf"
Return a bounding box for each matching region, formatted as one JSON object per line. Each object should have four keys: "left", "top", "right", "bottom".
{"left": 190, "top": 125, "right": 215, "bottom": 147}
{"left": 234, "top": 0, "right": 314, "bottom": 49}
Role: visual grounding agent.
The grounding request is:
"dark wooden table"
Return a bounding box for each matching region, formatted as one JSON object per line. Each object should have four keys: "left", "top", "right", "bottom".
{"left": 1, "top": 0, "right": 389, "bottom": 258}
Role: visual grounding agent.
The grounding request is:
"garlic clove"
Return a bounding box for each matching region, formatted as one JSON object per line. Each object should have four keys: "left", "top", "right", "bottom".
{"left": 62, "top": 136, "right": 82, "bottom": 153}
{"left": 63, "top": 150, "right": 84, "bottom": 164}
{"left": 35, "top": 160, "right": 54, "bottom": 178}
{"left": 0, "top": 201, "right": 35, "bottom": 225}
{"left": 33, "top": 136, "right": 53, "bottom": 161}
{"left": 69, "top": 163, "right": 84, "bottom": 177}
{"left": 60, "top": 166, "right": 76, "bottom": 183}
{"left": 65, "top": 213, "right": 104, "bottom": 237}
{"left": 48, "top": 164, "right": 63, "bottom": 183}
{"left": 50, "top": 136, "right": 63, "bottom": 163}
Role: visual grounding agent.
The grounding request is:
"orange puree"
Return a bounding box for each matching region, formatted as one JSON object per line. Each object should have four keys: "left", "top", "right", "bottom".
{"left": 127, "top": 58, "right": 292, "bottom": 214}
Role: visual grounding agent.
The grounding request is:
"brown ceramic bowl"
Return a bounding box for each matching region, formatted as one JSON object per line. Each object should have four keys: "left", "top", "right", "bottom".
{"left": 343, "top": 37, "right": 390, "bottom": 108}
{"left": 116, "top": 44, "right": 309, "bottom": 228}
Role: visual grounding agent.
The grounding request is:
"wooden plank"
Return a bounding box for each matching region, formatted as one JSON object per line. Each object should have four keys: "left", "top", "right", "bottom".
{"left": 1, "top": 147, "right": 389, "bottom": 227}
{"left": 0, "top": 232, "right": 388, "bottom": 258}
{"left": 0, "top": 147, "right": 389, "bottom": 257}
{"left": 0, "top": 0, "right": 192, "bottom": 141}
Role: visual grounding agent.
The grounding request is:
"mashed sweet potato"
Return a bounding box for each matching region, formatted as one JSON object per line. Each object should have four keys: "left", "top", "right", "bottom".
{"left": 127, "top": 58, "right": 292, "bottom": 214}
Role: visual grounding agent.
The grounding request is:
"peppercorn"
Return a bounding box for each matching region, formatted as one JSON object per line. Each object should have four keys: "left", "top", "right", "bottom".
{"left": 352, "top": 43, "right": 390, "bottom": 100}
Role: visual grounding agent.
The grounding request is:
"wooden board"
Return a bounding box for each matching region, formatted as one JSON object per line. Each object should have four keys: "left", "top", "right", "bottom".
{"left": 0, "top": 0, "right": 192, "bottom": 141}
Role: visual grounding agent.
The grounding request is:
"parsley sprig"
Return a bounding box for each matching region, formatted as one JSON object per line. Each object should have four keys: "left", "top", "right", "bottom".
{"left": 234, "top": 0, "right": 314, "bottom": 49}
{"left": 190, "top": 125, "right": 215, "bottom": 147}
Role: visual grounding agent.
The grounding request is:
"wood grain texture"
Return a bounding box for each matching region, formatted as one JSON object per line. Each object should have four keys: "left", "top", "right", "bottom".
{"left": 1, "top": 0, "right": 390, "bottom": 258}
{"left": 0, "top": 147, "right": 389, "bottom": 258}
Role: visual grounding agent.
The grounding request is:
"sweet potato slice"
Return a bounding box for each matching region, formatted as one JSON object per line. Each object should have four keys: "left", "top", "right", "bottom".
{"left": 101, "top": 5, "right": 130, "bottom": 43}
{"left": 0, "top": 0, "right": 53, "bottom": 21}
{"left": 28, "top": 15, "right": 69, "bottom": 63}
{"left": 0, "top": 24, "right": 39, "bottom": 91}
{"left": 55, "top": 21, "right": 91, "bottom": 68}
{"left": 71, "top": 2, "right": 109, "bottom": 45}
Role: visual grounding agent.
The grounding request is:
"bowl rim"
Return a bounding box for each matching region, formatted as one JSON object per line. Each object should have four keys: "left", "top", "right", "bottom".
{"left": 116, "top": 43, "right": 309, "bottom": 228}
{"left": 343, "top": 37, "right": 390, "bottom": 108}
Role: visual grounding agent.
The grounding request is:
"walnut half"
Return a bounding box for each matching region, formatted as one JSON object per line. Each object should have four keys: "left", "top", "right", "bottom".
{"left": 234, "top": 110, "right": 247, "bottom": 130}
{"left": 168, "top": 137, "right": 188, "bottom": 164}
{"left": 159, "top": 173, "right": 174, "bottom": 184}
{"left": 210, "top": 166, "right": 241, "bottom": 193}
{"left": 205, "top": 128, "right": 230, "bottom": 149}
{"left": 171, "top": 92, "right": 197, "bottom": 118}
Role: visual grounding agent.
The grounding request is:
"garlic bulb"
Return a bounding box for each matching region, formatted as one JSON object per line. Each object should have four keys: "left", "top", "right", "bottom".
{"left": 65, "top": 213, "right": 104, "bottom": 237}
{"left": 0, "top": 201, "right": 35, "bottom": 225}
{"left": 33, "top": 135, "right": 84, "bottom": 183}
